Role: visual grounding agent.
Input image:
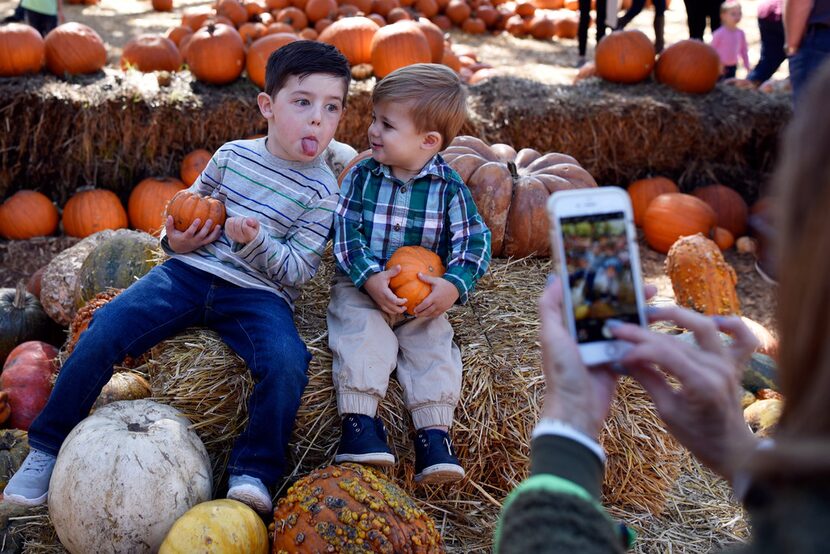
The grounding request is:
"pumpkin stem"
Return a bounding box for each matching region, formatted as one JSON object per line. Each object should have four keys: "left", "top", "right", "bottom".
{"left": 507, "top": 161, "right": 519, "bottom": 183}
{"left": 13, "top": 281, "right": 26, "bottom": 309}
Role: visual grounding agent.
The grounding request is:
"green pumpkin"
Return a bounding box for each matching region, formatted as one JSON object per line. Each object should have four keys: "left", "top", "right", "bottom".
{"left": 0, "top": 283, "right": 65, "bottom": 366}
{"left": 0, "top": 429, "right": 29, "bottom": 491}
{"left": 74, "top": 229, "right": 160, "bottom": 310}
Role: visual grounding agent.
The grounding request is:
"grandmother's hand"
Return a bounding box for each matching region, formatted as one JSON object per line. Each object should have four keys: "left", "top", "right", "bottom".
{"left": 538, "top": 277, "right": 619, "bottom": 439}
{"left": 612, "top": 307, "right": 761, "bottom": 482}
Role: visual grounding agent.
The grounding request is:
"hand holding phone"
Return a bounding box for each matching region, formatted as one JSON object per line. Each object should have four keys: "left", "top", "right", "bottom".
{"left": 547, "top": 187, "right": 647, "bottom": 366}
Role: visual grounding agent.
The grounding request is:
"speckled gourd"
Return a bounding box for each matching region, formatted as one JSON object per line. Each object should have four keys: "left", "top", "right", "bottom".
{"left": 665, "top": 233, "right": 740, "bottom": 316}
{"left": 272, "top": 463, "right": 445, "bottom": 553}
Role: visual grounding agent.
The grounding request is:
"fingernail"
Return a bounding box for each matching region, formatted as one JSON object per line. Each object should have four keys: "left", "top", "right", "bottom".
{"left": 645, "top": 306, "right": 661, "bottom": 316}
{"left": 546, "top": 274, "right": 558, "bottom": 286}
{"left": 605, "top": 318, "right": 623, "bottom": 329}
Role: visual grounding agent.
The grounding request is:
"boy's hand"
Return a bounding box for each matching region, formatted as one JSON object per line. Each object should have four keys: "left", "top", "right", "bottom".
{"left": 164, "top": 215, "right": 222, "bottom": 253}
{"left": 413, "top": 274, "right": 459, "bottom": 317}
{"left": 365, "top": 266, "right": 407, "bottom": 315}
{"left": 225, "top": 217, "right": 260, "bottom": 244}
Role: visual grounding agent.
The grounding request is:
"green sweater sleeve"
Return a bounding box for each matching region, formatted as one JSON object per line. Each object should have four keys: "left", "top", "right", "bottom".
{"left": 494, "top": 435, "right": 628, "bottom": 554}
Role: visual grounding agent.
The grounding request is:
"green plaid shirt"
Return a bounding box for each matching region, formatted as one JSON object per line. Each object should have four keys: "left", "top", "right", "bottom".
{"left": 334, "top": 155, "right": 491, "bottom": 304}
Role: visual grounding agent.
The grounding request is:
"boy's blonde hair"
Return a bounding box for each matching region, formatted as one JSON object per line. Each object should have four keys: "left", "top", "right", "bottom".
{"left": 720, "top": 0, "right": 740, "bottom": 13}
{"left": 372, "top": 64, "right": 467, "bottom": 150}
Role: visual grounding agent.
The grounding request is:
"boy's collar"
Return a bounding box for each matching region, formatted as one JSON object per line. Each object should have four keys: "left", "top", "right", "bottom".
{"left": 369, "top": 154, "right": 452, "bottom": 182}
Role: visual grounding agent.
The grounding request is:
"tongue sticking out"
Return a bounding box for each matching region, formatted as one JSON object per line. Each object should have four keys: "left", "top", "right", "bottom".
{"left": 301, "top": 138, "right": 318, "bottom": 157}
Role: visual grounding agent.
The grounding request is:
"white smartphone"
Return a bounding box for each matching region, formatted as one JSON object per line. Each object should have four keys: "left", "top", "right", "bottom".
{"left": 547, "top": 187, "right": 647, "bottom": 366}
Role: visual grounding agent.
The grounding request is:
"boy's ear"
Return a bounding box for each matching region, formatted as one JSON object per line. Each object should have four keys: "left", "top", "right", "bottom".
{"left": 257, "top": 92, "right": 274, "bottom": 119}
{"left": 421, "top": 131, "right": 443, "bottom": 151}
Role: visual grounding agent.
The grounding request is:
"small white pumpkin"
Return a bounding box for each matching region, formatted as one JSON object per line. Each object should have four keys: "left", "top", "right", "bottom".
{"left": 48, "top": 399, "right": 212, "bottom": 554}
{"left": 323, "top": 139, "right": 358, "bottom": 179}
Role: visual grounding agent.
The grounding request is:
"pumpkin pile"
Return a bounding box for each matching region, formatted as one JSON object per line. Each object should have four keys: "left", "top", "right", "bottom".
{"left": 441, "top": 135, "right": 597, "bottom": 257}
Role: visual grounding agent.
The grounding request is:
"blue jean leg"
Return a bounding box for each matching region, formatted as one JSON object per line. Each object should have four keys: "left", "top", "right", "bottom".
{"left": 27, "top": 259, "right": 208, "bottom": 455}
{"left": 789, "top": 28, "right": 830, "bottom": 107}
{"left": 206, "top": 284, "right": 310, "bottom": 488}
{"left": 748, "top": 17, "right": 786, "bottom": 84}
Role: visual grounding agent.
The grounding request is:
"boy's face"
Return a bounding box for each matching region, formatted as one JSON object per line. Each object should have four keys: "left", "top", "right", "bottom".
{"left": 257, "top": 74, "right": 346, "bottom": 163}
{"left": 368, "top": 100, "right": 440, "bottom": 175}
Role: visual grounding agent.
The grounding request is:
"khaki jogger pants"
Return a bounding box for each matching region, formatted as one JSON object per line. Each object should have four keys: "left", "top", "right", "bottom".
{"left": 327, "top": 275, "right": 462, "bottom": 429}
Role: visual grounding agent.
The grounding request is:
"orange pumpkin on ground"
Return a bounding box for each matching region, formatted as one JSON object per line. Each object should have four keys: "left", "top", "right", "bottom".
{"left": 386, "top": 246, "right": 445, "bottom": 315}
{"left": 62, "top": 189, "right": 129, "bottom": 238}
{"left": 319, "top": 17, "right": 379, "bottom": 66}
{"left": 337, "top": 149, "right": 373, "bottom": 187}
{"left": 128, "top": 177, "right": 187, "bottom": 235}
{"left": 186, "top": 23, "right": 245, "bottom": 85}
{"left": 165, "top": 26, "right": 193, "bottom": 47}
{"left": 370, "top": 21, "right": 431, "bottom": 79}
{"left": 152, "top": 0, "right": 173, "bottom": 11}
{"left": 710, "top": 226, "right": 735, "bottom": 250}
{"left": 217, "top": 0, "right": 249, "bottom": 27}
{"left": 691, "top": 184, "right": 748, "bottom": 237}
{"left": 44, "top": 23, "right": 107, "bottom": 76}
{"left": 442, "top": 136, "right": 597, "bottom": 257}
{"left": 166, "top": 190, "right": 227, "bottom": 232}
{"left": 627, "top": 176, "right": 678, "bottom": 227}
{"left": 416, "top": 17, "right": 444, "bottom": 63}
{"left": 120, "top": 35, "right": 182, "bottom": 72}
{"left": 0, "top": 23, "right": 45, "bottom": 77}
{"left": 246, "top": 33, "right": 298, "bottom": 89}
{"left": 642, "top": 192, "right": 716, "bottom": 253}
{"left": 655, "top": 39, "right": 720, "bottom": 94}
{"left": 595, "top": 30, "right": 655, "bottom": 84}
{"left": 180, "top": 149, "right": 213, "bottom": 186}
{"left": 0, "top": 341, "right": 59, "bottom": 431}
{"left": 0, "top": 191, "right": 59, "bottom": 240}
{"left": 665, "top": 233, "right": 740, "bottom": 316}
{"left": 272, "top": 464, "right": 444, "bottom": 552}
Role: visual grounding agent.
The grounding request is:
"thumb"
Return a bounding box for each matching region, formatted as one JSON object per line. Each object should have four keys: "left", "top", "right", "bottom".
{"left": 417, "top": 272, "right": 440, "bottom": 284}
{"left": 245, "top": 217, "right": 259, "bottom": 228}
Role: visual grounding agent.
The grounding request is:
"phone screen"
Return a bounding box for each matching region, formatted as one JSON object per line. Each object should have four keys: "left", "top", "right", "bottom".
{"left": 560, "top": 211, "right": 640, "bottom": 344}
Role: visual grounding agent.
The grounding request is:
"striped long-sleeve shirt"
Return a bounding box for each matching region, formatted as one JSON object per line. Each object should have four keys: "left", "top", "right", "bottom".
{"left": 334, "top": 155, "right": 491, "bottom": 304}
{"left": 160, "top": 138, "right": 338, "bottom": 310}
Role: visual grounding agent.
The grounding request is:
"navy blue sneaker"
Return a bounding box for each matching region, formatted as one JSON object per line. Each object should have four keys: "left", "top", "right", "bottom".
{"left": 334, "top": 414, "right": 395, "bottom": 466}
{"left": 414, "top": 429, "right": 465, "bottom": 484}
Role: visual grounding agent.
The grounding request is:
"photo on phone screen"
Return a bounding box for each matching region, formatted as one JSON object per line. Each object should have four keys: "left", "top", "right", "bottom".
{"left": 560, "top": 211, "right": 640, "bottom": 344}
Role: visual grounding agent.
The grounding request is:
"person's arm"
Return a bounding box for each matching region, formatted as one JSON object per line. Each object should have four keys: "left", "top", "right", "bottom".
{"left": 741, "top": 30, "right": 751, "bottom": 69}
{"left": 332, "top": 166, "right": 384, "bottom": 287}
{"left": 783, "top": 0, "right": 814, "bottom": 54}
{"left": 57, "top": 0, "right": 63, "bottom": 23}
{"left": 230, "top": 191, "right": 337, "bottom": 288}
{"left": 440, "top": 183, "right": 492, "bottom": 305}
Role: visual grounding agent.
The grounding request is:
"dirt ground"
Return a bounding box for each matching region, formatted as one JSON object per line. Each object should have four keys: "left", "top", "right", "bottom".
{"left": 0, "top": 0, "right": 789, "bottom": 85}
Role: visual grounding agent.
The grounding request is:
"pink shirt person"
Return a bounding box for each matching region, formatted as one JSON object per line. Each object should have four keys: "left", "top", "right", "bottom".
{"left": 711, "top": 26, "right": 750, "bottom": 69}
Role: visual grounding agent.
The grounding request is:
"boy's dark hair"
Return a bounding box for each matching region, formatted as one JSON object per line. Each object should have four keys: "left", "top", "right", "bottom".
{"left": 264, "top": 41, "right": 351, "bottom": 101}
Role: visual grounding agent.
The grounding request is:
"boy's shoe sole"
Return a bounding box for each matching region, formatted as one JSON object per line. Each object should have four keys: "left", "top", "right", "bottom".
{"left": 415, "top": 464, "right": 465, "bottom": 484}
{"left": 3, "top": 491, "right": 48, "bottom": 507}
{"left": 227, "top": 484, "right": 273, "bottom": 515}
{"left": 334, "top": 452, "right": 395, "bottom": 466}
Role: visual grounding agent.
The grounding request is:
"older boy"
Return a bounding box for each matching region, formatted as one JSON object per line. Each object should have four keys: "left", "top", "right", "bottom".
{"left": 328, "top": 64, "right": 491, "bottom": 484}
{"left": 4, "top": 41, "right": 350, "bottom": 514}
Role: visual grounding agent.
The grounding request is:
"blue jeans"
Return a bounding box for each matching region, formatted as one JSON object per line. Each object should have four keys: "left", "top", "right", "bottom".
{"left": 748, "top": 17, "right": 786, "bottom": 84}
{"left": 789, "top": 25, "right": 830, "bottom": 107}
{"left": 28, "top": 259, "right": 311, "bottom": 487}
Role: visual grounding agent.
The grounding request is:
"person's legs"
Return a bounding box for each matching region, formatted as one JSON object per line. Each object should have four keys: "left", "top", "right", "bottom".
{"left": 789, "top": 29, "right": 830, "bottom": 107}
{"left": 684, "top": 0, "right": 705, "bottom": 39}
{"left": 616, "top": 0, "right": 646, "bottom": 29}
{"left": 1, "top": 0, "right": 24, "bottom": 22}
{"left": 578, "top": 0, "right": 592, "bottom": 58}
{"left": 209, "top": 286, "right": 310, "bottom": 493}
{"left": 652, "top": 0, "right": 666, "bottom": 52}
{"left": 748, "top": 18, "right": 787, "bottom": 84}
{"left": 595, "top": 0, "right": 608, "bottom": 43}
{"left": 720, "top": 65, "right": 737, "bottom": 79}
{"left": 708, "top": 0, "right": 724, "bottom": 35}
{"left": 22, "top": 9, "right": 57, "bottom": 36}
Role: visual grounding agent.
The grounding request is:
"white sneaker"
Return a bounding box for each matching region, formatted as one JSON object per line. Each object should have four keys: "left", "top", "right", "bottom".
{"left": 3, "top": 449, "right": 57, "bottom": 506}
{"left": 226, "top": 474, "right": 272, "bottom": 514}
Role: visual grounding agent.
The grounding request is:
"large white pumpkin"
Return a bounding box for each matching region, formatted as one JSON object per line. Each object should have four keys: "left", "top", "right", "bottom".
{"left": 48, "top": 399, "right": 212, "bottom": 554}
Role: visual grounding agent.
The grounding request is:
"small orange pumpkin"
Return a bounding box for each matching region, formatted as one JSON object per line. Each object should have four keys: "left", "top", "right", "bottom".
{"left": 246, "top": 33, "right": 298, "bottom": 89}
{"left": 128, "top": 177, "right": 187, "bottom": 235}
{"left": 415, "top": 17, "right": 444, "bottom": 63}
{"left": 305, "top": 0, "right": 337, "bottom": 22}
{"left": 386, "top": 246, "right": 445, "bottom": 315}
{"left": 595, "top": 29, "right": 655, "bottom": 84}
{"left": 186, "top": 23, "right": 246, "bottom": 85}
{"left": 710, "top": 226, "right": 735, "bottom": 250}
{"left": 276, "top": 6, "right": 309, "bottom": 30}
{"left": 370, "top": 21, "right": 431, "bottom": 79}
{"left": 180, "top": 149, "right": 213, "bottom": 186}
{"left": 642, "top": 192, "right": 716, "bottom": 253}
{"left": 337, "top": 149, "right": 373, "bottom": 186}
{"left": 120, "top": 35, "right": 182, "bottom": 72}
{"left": 319, "top": 17, "right": 380, "bottom": 66}
{"left": 152, "top": 0, "right": 173, "bottom": 11}
{"left": 217, "top": 0, "right": 250, "bottom": 27}
{"left": 627, "top": 176, "right": 678, "bottom": 227}
{"left": 165, "top": 25, "right": 194, "bottom": 47}
{"left": 166, "top": 190, "right": 227, "bottom": 232}
{"left": 62, "top": 189, "right": 129, "bottom": 238}
{"left": 44, "top": 23, "right": 107, "bottom": 76}
{"left": 0, "top": 23, "right": 45, "bottom": 77}
{"left": 445, "top": 0, "right": 471, "bottom": 24}
{"left": 0, "top": 191, "right": 59, "bottom": 240}
{"left": 655, "top": 39, "right": 720, "bottom": 94}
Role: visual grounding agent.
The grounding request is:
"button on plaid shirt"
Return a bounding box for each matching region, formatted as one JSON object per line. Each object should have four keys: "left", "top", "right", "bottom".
{"left": 334, "top": 155, "right": 491, "bottom": 304}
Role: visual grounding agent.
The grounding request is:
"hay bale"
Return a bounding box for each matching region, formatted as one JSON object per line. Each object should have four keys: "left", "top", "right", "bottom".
{"left": 0, "top": 71, "right": 789, "bottom": 204}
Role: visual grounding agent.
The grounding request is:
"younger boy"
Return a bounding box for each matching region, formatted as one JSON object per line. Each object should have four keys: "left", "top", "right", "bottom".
{"left": 328, "top": 64, "right": 491, "bottom": 484}
{"left": 4, "top": 41, "right": 351, "bottom": 514}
